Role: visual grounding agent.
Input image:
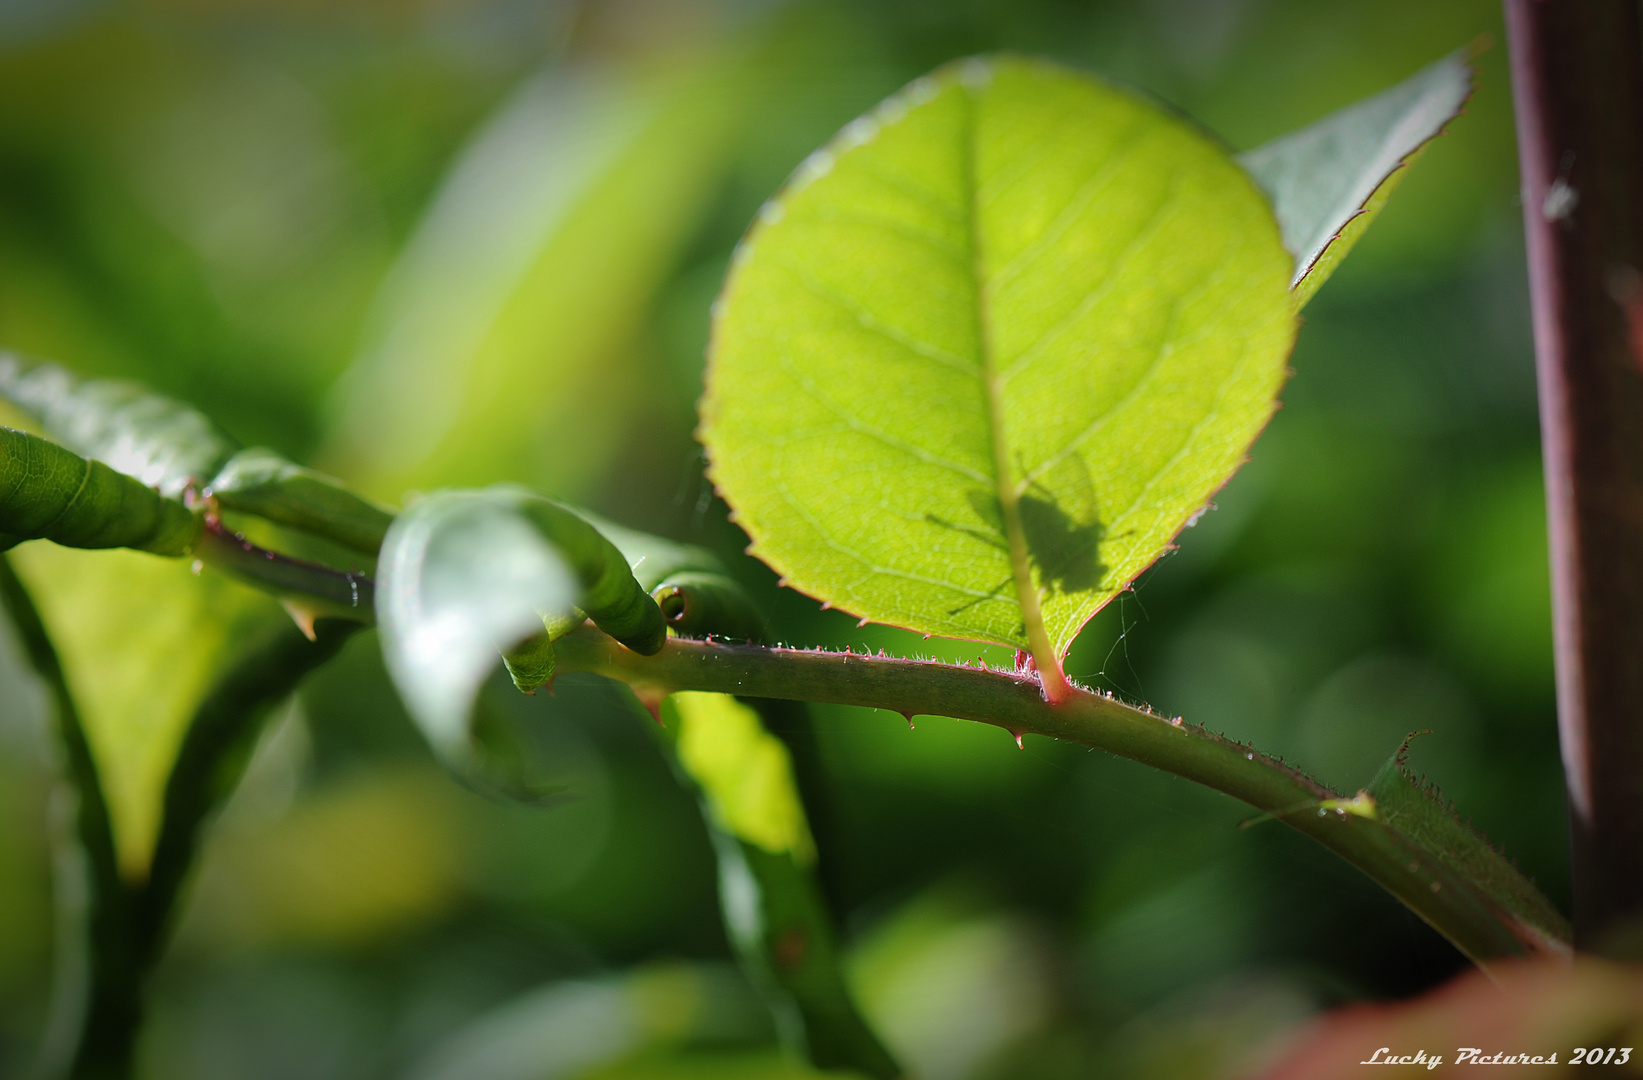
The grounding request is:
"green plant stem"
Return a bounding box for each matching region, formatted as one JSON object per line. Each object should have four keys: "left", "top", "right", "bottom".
{"left": 552, "top": 624, "right": 1568, "bottom": 970}
{"left": 194, "top": 517, "right": 373, "bottom": 624}
{"left": 0, "top": 557, "right": 136, "bottom": 1080}
{"left": 132, "top": 618, "right": 361, "bottom": 972}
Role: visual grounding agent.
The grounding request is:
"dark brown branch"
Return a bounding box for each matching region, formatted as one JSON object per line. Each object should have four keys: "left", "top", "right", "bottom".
{"left": 1505, "top": 0, "right": 1643, "bottom": 951}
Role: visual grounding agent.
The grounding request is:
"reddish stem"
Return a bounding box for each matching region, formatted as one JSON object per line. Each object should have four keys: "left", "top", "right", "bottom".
{"left": 1505, "top": 0, "right": 1643, "bottom": 951}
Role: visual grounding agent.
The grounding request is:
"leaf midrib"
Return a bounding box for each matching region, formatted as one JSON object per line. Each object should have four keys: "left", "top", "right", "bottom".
{"left": 962, "top": 80, "right": 1066, "bottom": 693}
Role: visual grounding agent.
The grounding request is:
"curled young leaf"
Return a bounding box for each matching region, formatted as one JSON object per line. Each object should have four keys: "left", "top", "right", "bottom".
{"left": 0, "top": 426, "right": 199, "bottom": 556}
{"left": 582, "top": 512, "right": 767, "bottom": 643}
{"left": 376, "top": 487, "right": 665, "bottom": 760}
{"left": 0, "top": 356, "right": 394, "bottom": 556}
{"left": 652, "top": 570, "right": 768, "bottom": 644}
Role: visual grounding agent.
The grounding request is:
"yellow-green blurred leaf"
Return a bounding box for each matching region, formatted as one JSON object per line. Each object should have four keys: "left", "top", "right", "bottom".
{"left": 672, "top": 692, "right": 815, "bottom": 863}
{"left": 323, "top": 48, "right": 757, "bottom": 501}
{"left": 9, "top": 544, "right": 277, "bottom": 876}
{"left": 175, "top": 765, "right": 464, "bottom": 951}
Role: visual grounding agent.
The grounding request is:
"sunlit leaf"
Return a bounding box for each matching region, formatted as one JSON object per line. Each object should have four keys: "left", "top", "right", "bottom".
{"left": 673, "top": 693, "right": 815, "bottom": 862}
{"left": 376, "top": 488, "right": 664, "bottom": 762}
{"left": 1238, "top": 51, "right": 1472, "bottom": 307}
{"left": 703, "top": 56, "right": 1294, "bottom": 685}
{"left": 661, "top": 694, "right": 900, "bottom": 1077}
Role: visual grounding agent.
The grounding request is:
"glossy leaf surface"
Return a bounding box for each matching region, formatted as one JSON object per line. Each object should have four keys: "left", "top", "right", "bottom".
{"left": 376, "top": 488, "right": 664, "bottom": 760}
{"left": 0, "top": 352, "right": 235, "bottom": 499}
{"left": 703, "top": 56, "right": 1295, "bottom": 676}
{"left": 1238, "top": 51, "right": 1472, "bottom": 307}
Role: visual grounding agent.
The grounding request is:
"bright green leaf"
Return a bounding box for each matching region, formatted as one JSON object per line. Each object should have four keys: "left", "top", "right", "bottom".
{"left": 703, "top": 56, "right": 1294, "bottom": 680}
{"left": 376, "top": 488, "right": 664, "bottom": 761}
{"left": 1238, "top": 51, "right": 1472, "bottom": 307}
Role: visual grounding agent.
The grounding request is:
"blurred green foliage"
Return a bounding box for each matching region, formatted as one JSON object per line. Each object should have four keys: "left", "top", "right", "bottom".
{"left": 0, "top": 0, "right": 1558, "bottom": 1077}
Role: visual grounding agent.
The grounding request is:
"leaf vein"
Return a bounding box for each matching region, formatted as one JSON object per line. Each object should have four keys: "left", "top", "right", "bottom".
{"left": 774, "top": 256, "right": 975, "bottom": 375}
{"left": 777, "top": 356, "right": 990, "bottom": 485}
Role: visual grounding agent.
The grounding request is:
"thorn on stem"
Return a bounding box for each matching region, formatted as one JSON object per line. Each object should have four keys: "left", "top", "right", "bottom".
{"left": 635, "top": 689, "right": 666, "bottom": 725}
{"left": 280, "top": 601, "right": 319, "bottom": 642}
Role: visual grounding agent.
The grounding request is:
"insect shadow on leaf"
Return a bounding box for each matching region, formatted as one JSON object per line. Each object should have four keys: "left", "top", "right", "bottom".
{"left": 1018, "top": 491, "right": 1104, "bottom": 595}
{"left": 923, "top": 457, "right": 1107, "bottom": 628}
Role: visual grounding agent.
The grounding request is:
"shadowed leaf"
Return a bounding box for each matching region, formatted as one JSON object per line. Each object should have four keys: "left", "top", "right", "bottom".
{"left": 1366, "top": 734, "right": 1570, "bottom": 955}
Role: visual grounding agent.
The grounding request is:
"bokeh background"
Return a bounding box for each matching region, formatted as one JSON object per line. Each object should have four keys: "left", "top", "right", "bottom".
{"left": 0, "top": 0, "right": 1560, "bottom": 1077}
